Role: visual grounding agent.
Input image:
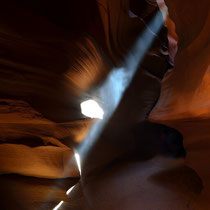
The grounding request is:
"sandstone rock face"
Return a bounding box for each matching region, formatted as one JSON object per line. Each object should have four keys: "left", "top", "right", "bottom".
{"left": 150, "top": 0, "right": 210, "bottom": 209}
{"left": 1, "top": 0, "right": 209, "bottom": 209}
{"left": 150, "top": 0, "right": 210, "bottom": 121}
{"left": 0, "top": 0, "right": 170, "bottom": 179}
{"left": 0, "top": 99, "right": 82, "bottom": 178}
{"left": 0, "top": 0, "right": 107, "bottom": 178}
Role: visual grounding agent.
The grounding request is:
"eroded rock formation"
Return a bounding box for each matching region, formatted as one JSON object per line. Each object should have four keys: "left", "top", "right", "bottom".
{"left": 0, "top": 0, "right": 209, "bottom": 209}
{"left": 150, "top": 0, "right": 210, "bottom": 209}
{"left": 0, "top": 0, "right": 169, "bottom": 179}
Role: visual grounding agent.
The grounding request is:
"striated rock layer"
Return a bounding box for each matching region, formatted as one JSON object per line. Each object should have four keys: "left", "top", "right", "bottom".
{"left": 150, "top": 0, "right": 210, "bottom": 209}
{"left": 0, "top": 0, "right": 170, "bottom": 179}
{"left": 2, "top": 0, "right": 209, "bottom": 209}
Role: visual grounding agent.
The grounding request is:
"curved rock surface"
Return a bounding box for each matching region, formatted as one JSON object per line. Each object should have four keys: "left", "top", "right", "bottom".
{"left": 0, "top": 0, "right": 169, "bottom": 179}
{"left": 0, "top": 0, "right": 209, "bottom": 209}
{"left": 150, "top": 0, "right": 210, "bottom": 209}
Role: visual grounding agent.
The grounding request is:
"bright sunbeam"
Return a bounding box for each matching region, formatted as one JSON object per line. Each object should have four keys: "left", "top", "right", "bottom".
{"left": 75, "top": 152, "right": 81, "bottom": 175}
{"left": 80, "top": 100, "right": 104, "bottom": 119}
{"left": 44, "top": 8, "right": 167, "bottom": 210}
{"left": 53, "top": 201, "right": 64, "bottom": 210}
{"left": 77, "top": 9, "right": 166, "bottom": 164}
{"left": 66, "top": 185, "right": 75, "bottom": 195}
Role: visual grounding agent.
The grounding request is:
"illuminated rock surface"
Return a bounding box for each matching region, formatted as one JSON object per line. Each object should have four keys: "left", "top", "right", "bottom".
{"left": 150, "top": 0, "right": 210, "bottom": 209}
{"left": 0, "top": 0, "right": 209, "bottom": 209}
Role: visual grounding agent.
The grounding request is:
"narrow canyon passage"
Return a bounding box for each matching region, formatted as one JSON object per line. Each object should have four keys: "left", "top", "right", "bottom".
{"left": 0, "top": 0, "right": 209, "bottom": 209}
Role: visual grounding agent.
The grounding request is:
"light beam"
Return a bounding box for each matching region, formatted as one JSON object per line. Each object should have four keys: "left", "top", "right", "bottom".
{"left": 46, "top": 9, "right": 167, "bottom": 210}
{"left": 66, "top": 185, "right": 75, "bottom": 195}
{"left": 77, "top": 10, "right": 166, "bottom": 164}
{"left": 74, "top": 152, "right": 81, "bottom": 175}
{"left": 53, "top": 201, "right": 64, "bottom": 210}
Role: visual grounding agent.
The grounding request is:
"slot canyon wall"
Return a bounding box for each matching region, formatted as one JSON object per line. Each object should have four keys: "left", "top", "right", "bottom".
{"left": 150, "top": 0, "right": 210, "bottom": 209}
{"left": 0, "top": 0, "right": 171, "bottom": 208}
{"left": 0, "top": 0, "right": 169, "bottom": 180}
{"left": 0, "top": 0, "right": 209, "bottom": 209}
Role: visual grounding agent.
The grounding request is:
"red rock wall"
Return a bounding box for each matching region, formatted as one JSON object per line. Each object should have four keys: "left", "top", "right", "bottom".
{"left": 150, "top": 0, "right": 210, "bottom": 121}
{"left": 150, "top": 0, "right": 210, "bottom": 208}
{"left": 0, "top": 0, "right": 170, "bottom": 179}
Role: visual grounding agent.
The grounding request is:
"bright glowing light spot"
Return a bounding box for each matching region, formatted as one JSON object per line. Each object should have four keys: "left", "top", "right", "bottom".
{"left": 75, "top": 152, "right": 81, "bottom": 175}
{"left": 53, "top": 201, "right": 64, "bottom": 210}
{"left": 80, "top": 100, "right": 104, "bottom": 119}
{"left": 77, "top": 10, "right": 164, "bottom": 159}
{"left": 66, "top": 185, "right": 75, "bottom": 195}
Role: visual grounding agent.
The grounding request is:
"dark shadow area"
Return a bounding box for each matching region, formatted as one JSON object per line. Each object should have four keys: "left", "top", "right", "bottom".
{"left": 133, "top": 121, "right": 186, "bottom": 160}
{"left": 0, "top": 136, "right": 55, "bottom": 148}
{"left": 0, "top": 174, "right": 78, "bottom": 210}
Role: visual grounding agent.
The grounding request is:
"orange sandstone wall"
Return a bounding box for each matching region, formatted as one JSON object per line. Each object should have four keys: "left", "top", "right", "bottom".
{"left": 150, "top": 0, "right": 210, "bottom": 121}
{"left": 150, "top": 1, "right": 210, "bottom": 209}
